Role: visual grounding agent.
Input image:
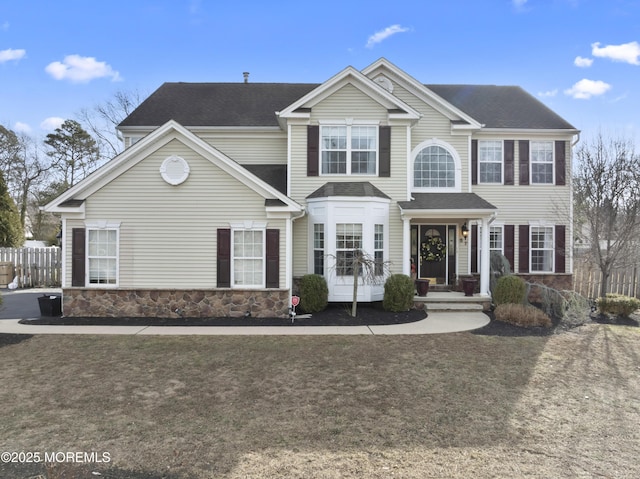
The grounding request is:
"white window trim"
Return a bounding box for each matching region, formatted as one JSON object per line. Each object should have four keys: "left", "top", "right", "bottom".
{"left": 411, "top": 138, "right": 462, "bottom": 193}
{"left": 85, "top": 221, "right": 121, "bottom": 288}
{"left": 530, "top": 140, "right": 555, "bottom": 185}
{"left": 529, "top": 222, "right": 555, "bottom": 273}
{"left": 319, "top": 121, "right": 379, "bottom": 176}
{"left": 478, "top": 140, "right": 504, "bottom": 185}
{"left": 231, "top": 227, "right": 266, "bottom": 289}
{"left": 477, "top": 223, "right": 504, "bottom": 270}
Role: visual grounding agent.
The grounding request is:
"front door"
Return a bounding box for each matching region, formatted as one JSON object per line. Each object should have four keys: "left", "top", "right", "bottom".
{"left": 419, "top": 225, "right": 447, "bottom": 284}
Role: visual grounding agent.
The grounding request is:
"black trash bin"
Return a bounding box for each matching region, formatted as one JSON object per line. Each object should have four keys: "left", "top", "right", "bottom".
{"left": 38, "top": 294, "right": 62, "bottom": 317}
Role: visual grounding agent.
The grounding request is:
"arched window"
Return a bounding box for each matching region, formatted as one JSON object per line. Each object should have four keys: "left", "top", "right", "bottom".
{"left": 412, "top": 140, "right": 461, "bottom": 192}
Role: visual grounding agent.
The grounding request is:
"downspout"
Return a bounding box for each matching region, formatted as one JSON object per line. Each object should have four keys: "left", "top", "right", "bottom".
{"left": 287, "top": 208, "right": 307, "bottom": 294}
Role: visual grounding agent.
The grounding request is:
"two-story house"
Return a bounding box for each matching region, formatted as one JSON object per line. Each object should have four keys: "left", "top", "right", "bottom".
{"left": 45, "top": 58, "right": 578, "bottom": 318}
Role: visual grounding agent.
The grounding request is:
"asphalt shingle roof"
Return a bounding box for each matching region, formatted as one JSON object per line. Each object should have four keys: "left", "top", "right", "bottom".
{"left": 307, "top": 182, "right": 391, "bottom": 199}
{"left": 398, "top": 193, "right": 497, "bottom": 211}
{"left": 119, "top": 81, "right": 576, "bottom": 131}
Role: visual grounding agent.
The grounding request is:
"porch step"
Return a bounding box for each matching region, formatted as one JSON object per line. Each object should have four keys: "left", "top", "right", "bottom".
{"left": 425, "top": 302, "right": 484, "bottom": 312}
{"left": 414, "top": 291, "right": 491, "bottom": 313}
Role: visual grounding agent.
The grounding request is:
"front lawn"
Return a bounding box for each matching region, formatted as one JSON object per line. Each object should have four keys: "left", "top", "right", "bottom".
{"left": 0, "top": 324, "right": 638, "bottom": 478}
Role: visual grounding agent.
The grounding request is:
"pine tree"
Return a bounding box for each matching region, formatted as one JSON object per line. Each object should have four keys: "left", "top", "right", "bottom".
{"left": 0, "top": 170, "right": 23, "bottom": 247}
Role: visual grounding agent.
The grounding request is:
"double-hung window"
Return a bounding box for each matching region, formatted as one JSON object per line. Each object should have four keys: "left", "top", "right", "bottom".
{"left": 478, "top": 225, "right": 504, "bottom": 269}
{"left": 336, "top": 223, "right": 362, "bottom": 276}
{"left": 87, "top": 227, "right": 119, "bottom": 285}
{"left": 374, "top": 224, "right": 384, "bottom": 276}
{"left": 530, "top": 141, "right": 554, "bottom": 184}
{"left": 313, "top": 224, "right": 325, "bottom": 275}
{"left": 530, "top": 226, "right": 554, "bottom": 272}
{"left": 479, "top": 140, "right": 503, "bottom": 184}
{"left": 233, "top": 229, "right": 264, "bottom": 287}
{"left": 321, "top": 125, "right": 377, "bottom": 175}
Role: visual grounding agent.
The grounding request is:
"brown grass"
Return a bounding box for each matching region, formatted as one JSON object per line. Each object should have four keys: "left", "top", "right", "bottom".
{"left": 1, "top": 325, "right": 639, "bottom": 478}
{"left": 494, "top": 303, "right": 553, "bottom": 328}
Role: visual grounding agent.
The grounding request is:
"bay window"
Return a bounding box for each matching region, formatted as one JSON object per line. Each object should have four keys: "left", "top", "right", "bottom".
{"left": 336, "top": 223, "right": 363, "bottom": 276}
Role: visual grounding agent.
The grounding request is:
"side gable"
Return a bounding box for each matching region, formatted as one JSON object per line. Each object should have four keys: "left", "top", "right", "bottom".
{"left": 45, "top": 120, "right": 302, "bottom": 215}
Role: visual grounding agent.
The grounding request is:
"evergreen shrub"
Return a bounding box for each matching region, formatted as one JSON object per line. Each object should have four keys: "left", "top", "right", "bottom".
{"left": 596, "top": 294, "right": 640, "bottom": 318}
{"left": 493, "top": 275, "right": 526, "bottom": 305}
{"left": 383, "top": 274, "right": 415, "bottom": 312}
{"left": 299, "top": 274, "right": 328, "bottom": 313}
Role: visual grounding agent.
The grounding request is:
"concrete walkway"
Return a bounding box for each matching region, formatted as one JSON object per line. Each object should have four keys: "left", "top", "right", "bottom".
{"left": 0, "top": 288, "right": 490, "bottom": 336}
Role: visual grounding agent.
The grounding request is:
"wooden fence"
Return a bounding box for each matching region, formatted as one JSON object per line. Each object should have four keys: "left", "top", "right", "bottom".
{"left": 0, "top": 247, "right": 62, "bottom": 288}
{"left": 574, "top": 262, "right": 640, "bottom": 299}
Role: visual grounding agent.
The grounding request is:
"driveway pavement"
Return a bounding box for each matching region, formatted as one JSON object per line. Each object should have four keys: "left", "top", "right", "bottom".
{"left": 0, "top": 288, "right": 62, "bottom": 320}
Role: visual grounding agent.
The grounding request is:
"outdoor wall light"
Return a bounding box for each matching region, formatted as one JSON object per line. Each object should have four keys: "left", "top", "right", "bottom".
{"left": 460, "top": 222, "right": 469, "bottom": 244}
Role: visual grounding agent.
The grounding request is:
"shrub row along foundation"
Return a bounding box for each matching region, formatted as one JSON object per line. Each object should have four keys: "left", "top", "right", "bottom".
{"left": 62, "top": 288, "right": 290, "bottom": 318}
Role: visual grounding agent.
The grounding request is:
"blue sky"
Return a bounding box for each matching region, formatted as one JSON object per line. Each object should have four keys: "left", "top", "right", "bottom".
{"left": 2, "top": 0, "right": 639, "bottom": 147}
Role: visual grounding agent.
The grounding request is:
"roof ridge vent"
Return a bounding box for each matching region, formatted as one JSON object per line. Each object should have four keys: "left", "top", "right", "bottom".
{"left": 243, "top": 72, "right": 250, "bottom": 83}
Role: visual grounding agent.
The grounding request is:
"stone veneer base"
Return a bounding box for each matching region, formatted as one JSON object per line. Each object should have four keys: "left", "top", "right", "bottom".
{"left": 63, "top": 288, "right": 291, "bottom": 319}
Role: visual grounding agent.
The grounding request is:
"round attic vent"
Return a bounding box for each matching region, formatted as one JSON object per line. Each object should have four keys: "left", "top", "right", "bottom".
{"left": 374, "top": 75, "right": 394, "bottom": 93}
{"left": 160, "top": 155, "right": 190, "bottom": 185}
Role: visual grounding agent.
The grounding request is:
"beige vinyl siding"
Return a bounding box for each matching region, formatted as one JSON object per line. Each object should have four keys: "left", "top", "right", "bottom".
{"left": 290, "top": 83, "right": 409, "bottom": 277}
{"left": 472, "top": 136, "right": 573, "bottom": 273}
{"left": 68, "top": 139, "right": 286, "bottom": 289}
{"left": 197, "top": 131, "right": 287, "bottom": 164}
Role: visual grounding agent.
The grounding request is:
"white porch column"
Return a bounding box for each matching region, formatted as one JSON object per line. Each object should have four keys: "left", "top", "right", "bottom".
{"left": 480, "top": 216, "right": 491, "bottom": 295}
{"left": 402, "top": 216, "right": 411, "bottom": 276}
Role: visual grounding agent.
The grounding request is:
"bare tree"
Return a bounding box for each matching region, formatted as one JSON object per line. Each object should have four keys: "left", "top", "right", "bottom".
{"left": 77, "top": 88, "right": 145, "bottom": 159}
{"left": 573, "top": 133, "right": 640, "bottom": 297}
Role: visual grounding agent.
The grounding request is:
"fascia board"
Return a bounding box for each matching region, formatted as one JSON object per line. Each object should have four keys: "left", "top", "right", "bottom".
{"left": 47, "top": 120, "right": 302, "bottom": 213}
{"left": 278, "top": 66, "right": 419, "bottom": 120}
{"left": 478, "top": 128, "right": 581, "bottom": 138}
{"left": 44, "top": 120, "right": 183, "bottom": 211}
{"left": 362, "top": 58, "right": 482, "bottom": 128}
{"left": 398, "top": 207, "right": 497, "bottom": 219}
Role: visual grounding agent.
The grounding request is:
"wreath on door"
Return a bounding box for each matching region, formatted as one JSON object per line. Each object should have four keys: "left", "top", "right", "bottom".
{"left": 421, "top": 236, "right": 446, "bottom": 262}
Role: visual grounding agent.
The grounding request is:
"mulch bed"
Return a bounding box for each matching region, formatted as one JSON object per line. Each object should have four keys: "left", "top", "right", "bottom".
{"left": 18, "top": 302, "right": 426, "bottom": 327}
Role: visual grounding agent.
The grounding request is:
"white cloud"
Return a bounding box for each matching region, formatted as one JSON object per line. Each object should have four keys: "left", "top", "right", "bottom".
{"left": 574, "top": 56, "right": 593, "bottom": 68}
{"left": 564, "top": 79, "right": 612, "bottom": 99}
{"left": 366, "top": 24, "right": 410, "bottom": 48}
{"left": 591, "top": 41, "right": 640, "bottom": 65}
{"left": 0, "top": 48, "right": 26, "bottom": 63}
{"left": 40, "top": 117, "right": 65, "bottom": 131}
{"left": 45, "top": 54, "right": 122, "bottom": 83}
{"left": 13, "top": 122, "right": 32, "bottom": 134}
{"left": 538, "top": 89, "right": 558, "bottom": 98}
